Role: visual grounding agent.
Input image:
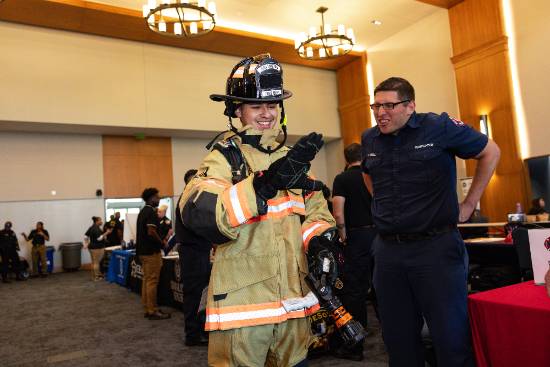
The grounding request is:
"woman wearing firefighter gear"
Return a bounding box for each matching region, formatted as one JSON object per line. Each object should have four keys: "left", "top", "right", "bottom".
{"left": 179, "top": 54, "right": 336, "bottom": 367}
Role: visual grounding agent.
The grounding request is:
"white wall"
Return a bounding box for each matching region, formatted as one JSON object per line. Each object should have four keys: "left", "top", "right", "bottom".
{"left": 0, "top": 132, "right": 103, "bottom": 202}
{"left": 367, "top": 9, "right": 459, "bottom": 117}
{"left": 510, "top": 0, "right": 550, "bottom": 159}
{"left": 366, "top": 9, "right": 466, "bottom": 179}
{"left": 0, "top": 198, "right": 105, "bottom": 271}
{"left": 0, "top": 21, "right": 340, "bottom": 139}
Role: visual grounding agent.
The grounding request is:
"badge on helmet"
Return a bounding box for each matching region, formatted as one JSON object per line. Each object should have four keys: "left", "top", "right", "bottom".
{"left": 210, "top": 53, "right": 292, "bottom": 118}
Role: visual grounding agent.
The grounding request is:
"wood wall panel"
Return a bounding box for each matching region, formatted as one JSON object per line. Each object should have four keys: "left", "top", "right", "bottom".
{"left": 448, "top": 0, "right": 505, "bottom": 56}
{"left": 336, "top": 53, "right": 372, "bottom": 146}
{"left": 449, "top": 0, "right": 528, "bottom": 221}
{"left": 102, "top": 136, "right": 174, "bottom": 198}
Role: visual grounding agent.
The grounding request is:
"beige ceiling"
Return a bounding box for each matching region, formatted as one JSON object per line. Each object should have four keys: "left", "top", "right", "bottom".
{"left": 93, "top": 0, "right": 439, "bottom": 49}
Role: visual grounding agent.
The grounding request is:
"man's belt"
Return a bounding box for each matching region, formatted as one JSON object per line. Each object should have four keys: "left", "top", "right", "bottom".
{"left": 380, "top": 224, "right": 456, "bottom": 243}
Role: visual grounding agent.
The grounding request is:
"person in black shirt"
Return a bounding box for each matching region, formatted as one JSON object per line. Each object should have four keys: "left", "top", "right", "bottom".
{"left": 0, "top": 221, "right": 24, "bottom": 282}
{"left": 527, "top": 197, "right": 547, "bottom": 215}
{"left": 331, "top": 143, "right": 376, "bottom": 361}
{"left": 105, "top": 212, "right": 123, "bottom": 246}
{"left": 22, "top": 222, "right": 50, "bottom": 278}
{"left": 157, "top": 205, "right": 173, "bottom": 247}
{"left": 85, "top": 216, "right": 112, "bottom": 281}
{"left": 136, "top": 187, "right": 170, "bottom": 321}
{"left": 176, "top": 169, "right": 213, "bottom": 346}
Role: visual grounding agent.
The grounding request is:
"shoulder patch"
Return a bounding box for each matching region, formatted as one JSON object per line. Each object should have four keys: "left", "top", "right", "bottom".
{"left": 450, "top": 116, "right": 465, "bottom": 126}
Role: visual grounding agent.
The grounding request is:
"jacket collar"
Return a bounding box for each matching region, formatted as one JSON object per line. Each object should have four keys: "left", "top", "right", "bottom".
{"left": 226, "top": 125, "right": 283, "bottom": 150}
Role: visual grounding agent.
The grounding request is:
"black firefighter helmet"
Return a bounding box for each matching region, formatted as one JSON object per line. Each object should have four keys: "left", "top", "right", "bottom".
{"left": 210, "top": 53, "right": 292, "bottom": 119}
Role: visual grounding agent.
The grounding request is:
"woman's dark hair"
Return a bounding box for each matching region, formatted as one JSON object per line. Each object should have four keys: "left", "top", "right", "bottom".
{"left": 532, "top": 197, "right": 543, "bottom": 209}
{"left": 141, "top": 187, "right": 159, "bottom": 202}
{"left": 92, "top": 216, "right": 100, "bottom": 223}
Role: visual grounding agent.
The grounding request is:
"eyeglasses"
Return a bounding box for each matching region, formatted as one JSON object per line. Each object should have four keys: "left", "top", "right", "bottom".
{"left": 370, "top": 100, "right": 410, "bottom": 111}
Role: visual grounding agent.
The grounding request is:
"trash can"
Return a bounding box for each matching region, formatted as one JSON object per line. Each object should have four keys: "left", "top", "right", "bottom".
{"left": 59, "top": 242, "right": 83, "bottom": 271}
{"left": 37, "top": 246, "right": 55, "bottom": 274}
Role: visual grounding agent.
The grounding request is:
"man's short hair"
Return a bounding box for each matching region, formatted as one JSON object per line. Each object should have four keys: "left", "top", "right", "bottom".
{"left": 184, "top": 169, "right": 198, "bottom": 185}
{"left": 141, "top": 187, "right": 159, "bottom": 202}
{"left": 344, "top": 143, "right": 362, "bottom": 164}
{"left": 374, "top": 77, "right": 415, "bottom": 101}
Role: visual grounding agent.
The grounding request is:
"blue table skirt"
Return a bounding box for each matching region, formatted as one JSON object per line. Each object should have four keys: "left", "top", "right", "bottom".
{"left": 106, "top": 249, "right": 135, "bottom": 286}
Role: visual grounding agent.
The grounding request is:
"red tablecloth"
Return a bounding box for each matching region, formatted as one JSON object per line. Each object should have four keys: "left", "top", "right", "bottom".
{"left": 468, "top": 281, "right": 550, "bottom": 367}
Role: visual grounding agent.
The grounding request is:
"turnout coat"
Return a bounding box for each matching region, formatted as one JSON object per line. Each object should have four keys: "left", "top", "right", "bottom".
{"left": 179, "top": 125, "right": 335, "bottom": 331}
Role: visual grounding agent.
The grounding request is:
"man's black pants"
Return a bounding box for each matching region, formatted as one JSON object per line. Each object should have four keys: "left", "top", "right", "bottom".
{"left": 178, "top": 244, "right": 211, "bottom": 341}
{"left": 0, "top": 246, "right": 21, "bottom": 280}
{"left": 334, "top": 226, "right": 377, "bottom": 351}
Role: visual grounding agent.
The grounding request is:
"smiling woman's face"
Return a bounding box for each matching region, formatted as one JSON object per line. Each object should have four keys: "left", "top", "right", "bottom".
{"left": 236, "top": 103, "right": 279, "bottom": 130}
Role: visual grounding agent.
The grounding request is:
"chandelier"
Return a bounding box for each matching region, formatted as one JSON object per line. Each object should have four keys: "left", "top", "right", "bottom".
{"left": 295, "top": 7, "right": 355, "bottom": 60}
{"left": 142, "top": 0, "right": 217, "bottom": 38}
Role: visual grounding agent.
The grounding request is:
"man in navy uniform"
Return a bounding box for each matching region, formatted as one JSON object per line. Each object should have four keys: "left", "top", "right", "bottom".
{"left": 362, "top": 77, "right": 500, "bottom": 367}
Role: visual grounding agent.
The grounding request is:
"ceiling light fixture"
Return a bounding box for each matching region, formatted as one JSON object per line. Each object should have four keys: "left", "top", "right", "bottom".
{"left": 142, "top": 0, "right": 216, "bottom": 38}
{"left": 371, "top": 20, "right": 382, "bottom": 26}
{"left": 295, "top": 6, "right": 355, "bottom": 60}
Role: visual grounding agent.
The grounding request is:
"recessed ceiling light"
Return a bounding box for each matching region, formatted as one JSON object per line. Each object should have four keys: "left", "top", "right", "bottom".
{"left": 371, "top": 20, "right": 382, "bottom": 26}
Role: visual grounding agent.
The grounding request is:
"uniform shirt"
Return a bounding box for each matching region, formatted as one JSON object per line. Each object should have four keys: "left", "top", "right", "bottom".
{"left": 361, "top": 112, "right": 488, "bottom": 234}
{"left": 106, "top": 219, "right": 122, "bottom": 245}
{"left": 0, "top": 230, "right": 19, "bottom": 249}
{"left": 28, "top": 229, "right": 49, "bottom": 246}
{"left": 158, "top": 216, "right": 172, "bottom": 241}
{"left": 136, "top": 205, "right": 161, "bottom": 256}
{"left": 85, "top": 224, "right": 107, "bottom": 250}
{"left": 332, "top": 165, "right": 374, "bottom": 228}
{"left": 175, "top": 195, "right": 211, "bottom": 252}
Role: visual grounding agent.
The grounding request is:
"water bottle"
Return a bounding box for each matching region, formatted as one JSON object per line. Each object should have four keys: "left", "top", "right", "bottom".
{"left": 515, "top": 202, "right": 523, "bottom": 214}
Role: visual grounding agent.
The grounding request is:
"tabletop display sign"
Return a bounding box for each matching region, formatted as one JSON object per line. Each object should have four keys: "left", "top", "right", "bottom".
{"left": 527, "top": 229, "right": 550, "bottom": 284}
{"left": 124, "top": 213, "right": 138, "bottom": 243}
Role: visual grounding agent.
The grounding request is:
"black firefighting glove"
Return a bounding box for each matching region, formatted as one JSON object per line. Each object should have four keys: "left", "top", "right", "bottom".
{"left": 253, "top": 132, "right": 325, "bottom": 203}
{"left": 307, "top": 228, "right": 340, "bottom": 287}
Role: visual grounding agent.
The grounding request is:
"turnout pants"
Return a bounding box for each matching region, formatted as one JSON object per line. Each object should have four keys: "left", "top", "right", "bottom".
{"left": 373, "top": 230, "right": 474, "bottom": 367}
{"left": 140, "top": 252, "right": 163, "bottom": 314}
{"left": 178, "top": 244, "right": 211, "bottom": 341}
{"left": 208, "top": 318, "right": 311, "bottom": 367}
{"left": 31, "top": 244, "right": 47, "bottom": 275}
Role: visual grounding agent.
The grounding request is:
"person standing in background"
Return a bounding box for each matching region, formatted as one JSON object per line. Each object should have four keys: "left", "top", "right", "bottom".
{"left": 22, "top": 221, "right": 50, "bottom": 278}
{"left": 0, "top": 221, "right": 24, "bottom": 282}
{"left": 106, "top": 212, "right": 123, "bottom": 246}
{"left": 157, "top": 205, "right": 173, "bottom": 247}
{"left": 136, "top": 187, "right": 170, "bottom": 321}
{"left": 176, "top": 169, "right": 213, "bottom": 347}
{"left": 330, "top": 143, "right": 376, "bottom": 361}
{"left": 85, "top": 216, "right": 111, "bottom": 281}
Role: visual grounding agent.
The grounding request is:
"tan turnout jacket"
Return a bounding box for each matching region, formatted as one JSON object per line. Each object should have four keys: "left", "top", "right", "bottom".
{"left": 179, "top": 125, "right": 335, "bottom": 331}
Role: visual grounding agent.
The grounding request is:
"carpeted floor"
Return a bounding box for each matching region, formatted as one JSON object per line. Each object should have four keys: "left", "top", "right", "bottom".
{"left": 0, "top": 271, "right": 388, "bottom": 366}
